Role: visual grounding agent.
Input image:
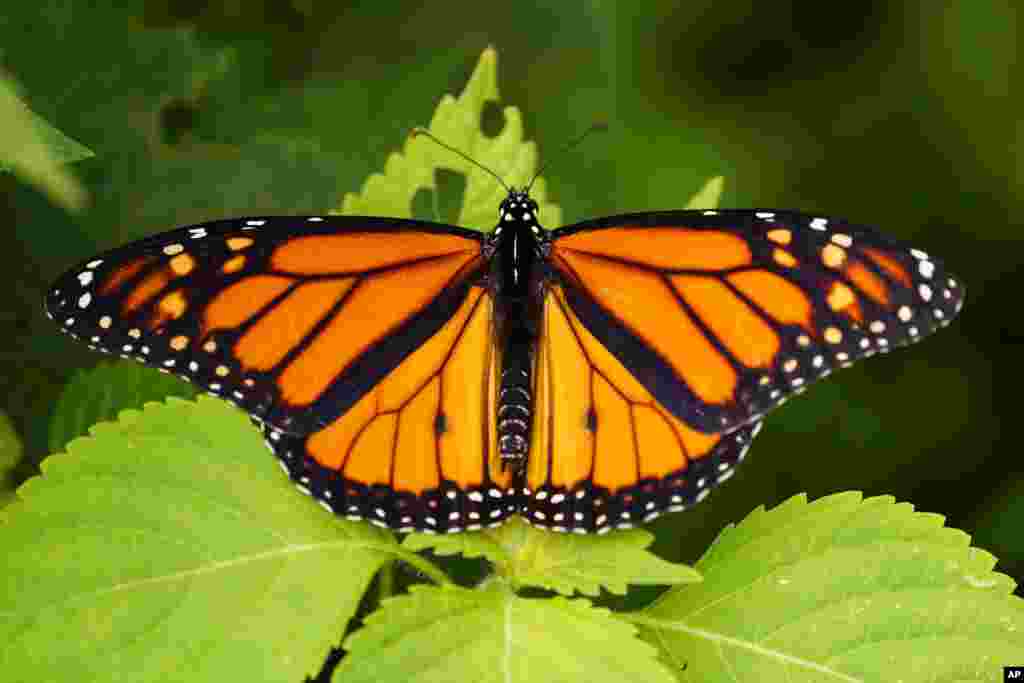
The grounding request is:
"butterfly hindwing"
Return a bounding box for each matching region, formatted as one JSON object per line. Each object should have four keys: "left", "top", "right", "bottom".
{"left": 261, "top": 285, "right": 518, "bottom": 533}
{"left": 548, "top": 209, "right": 965, "bottom": 434}
{"left": 522, "top": 285, "right": 762, "bottom": 533}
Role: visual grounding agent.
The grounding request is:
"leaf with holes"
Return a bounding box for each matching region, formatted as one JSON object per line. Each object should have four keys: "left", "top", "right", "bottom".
{"left": 337, "top": 46, "right": 562, "bottom": 230}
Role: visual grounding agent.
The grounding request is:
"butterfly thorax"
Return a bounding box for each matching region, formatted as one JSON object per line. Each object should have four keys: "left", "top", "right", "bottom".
{"left": 490, "top": 190, "right": 546, "bottom": 468}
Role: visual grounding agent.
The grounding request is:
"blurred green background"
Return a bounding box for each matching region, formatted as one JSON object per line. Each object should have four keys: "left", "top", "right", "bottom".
{"left": 0, "top": 0, "right": 1018, "bottom": 611}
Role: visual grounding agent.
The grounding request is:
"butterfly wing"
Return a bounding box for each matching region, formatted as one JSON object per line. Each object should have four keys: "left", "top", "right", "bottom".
{"left": 548, "top": 209, "right": 965, "bottom": 434}
{"left": 524, "top": 284, "right": 762, "bottom": 533}
{"left": 46, "top": 216, "right": 485, "bottom": 433}
{"left": 262, "top": 284, "right": 515, "bottom": 533}
{"left": 46, "top": 216, "right": 514, "bottom": 531}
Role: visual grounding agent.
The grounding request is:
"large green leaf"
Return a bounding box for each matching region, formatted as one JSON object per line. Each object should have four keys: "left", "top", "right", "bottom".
{"left": 47, "top": 361, "right": 197, "bottom": 455}
{"left": 635, "top": 492, "right": 1024, "bottom": 680}
{"left": 1, "top": 396, "right": 393, "bottom": 682}
{"left": 338, "top": 583, "right": 676, "bottom": 682}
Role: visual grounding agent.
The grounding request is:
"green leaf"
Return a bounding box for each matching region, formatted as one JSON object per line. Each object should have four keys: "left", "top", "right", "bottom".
{"left": 47, "top": 360, "right": 198, "bottom": 455}
{"left": 402, "top": 519, "right": 510, "bottom": 562}
{"left": 408, "top": 517, "right": 699, "bottom": 596}
{"left": 634, "top": 492, "right": 1024, "bottom": 680}
{"left": 0, "top": 410, "right": 22, "bottom": 508}
{"left": 507, "top": 526, "right": 701, "bottom": 597}
{"left": 684, "top": 175, "right": 725, "bottom": 209}
{"left": 1, "top": 396, "right": 394, "bottom": 682}
{"left": 337, "top": 46, "right": 562, "bottom": 231}
{"left": 338, "top": 583, "right": 676, "bottom": 682}
{"left": 0, "top": 70, "right": 92, "bottom": 211}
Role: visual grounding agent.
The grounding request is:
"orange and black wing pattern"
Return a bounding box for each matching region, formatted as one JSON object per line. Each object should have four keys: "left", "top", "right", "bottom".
{"left": 524, "top": 209, "right": 963, "bottom": 532}
{"left": 45, "top": 216, "right": 516, "bottom": 530}
{"left": 263, "top": 284, "right": 515, "bottom": 532}
{"left": 45, "top": 204, "right": 966, "bottom": 535}
{"left": 549, "top": 209, "right": 965, "bottom": 434}
{"left": 524, "top": 284, "right": 762, "bottom": 533}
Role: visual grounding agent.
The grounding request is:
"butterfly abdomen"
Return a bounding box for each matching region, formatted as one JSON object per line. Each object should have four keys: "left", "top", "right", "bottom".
{"left": 496, "top": 297, "right": 539, "bottom": 466}
{"left": 498, "top": 362, "right": 532, "bottom": 464}
{"left": 493, "top": 191, "right": 546, "bottom": 467}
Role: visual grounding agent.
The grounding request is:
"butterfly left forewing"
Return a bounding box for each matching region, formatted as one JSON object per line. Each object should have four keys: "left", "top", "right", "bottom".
{"left": 46, "top": 216, "right": 485, "bottom": 435}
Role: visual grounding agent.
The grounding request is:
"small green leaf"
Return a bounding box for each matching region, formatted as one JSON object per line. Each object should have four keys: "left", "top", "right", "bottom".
{"left": 635, "top": 492, "right": 1024, "bottom": 680}
{"left": 402, "top": 521, "right": 509, "bottom": 561}
{"left": 337, "top": 46, "right": 561, "bottom": 231}
{"left": 684, "top": 175, "right": 725, "bottom": 209}
{"left": 0, "top": 410, "right": 22, "bottom": 508}
{"left": 338, "top": 583, "right": 676, "bottom": 682}
{"left": 0, "top": 70, "right": 93, "bottom": 211}
{"left": 1, "top": 396, "right": 393, "bottom": 682}
{"left": 406, "top": 518, "right": 700, "bottom": 596}
{"left": 47, "top": 361, "right": 198, "bottom": 455}
{"left": 504, "top": 525, "right": 701, "bottom": 596}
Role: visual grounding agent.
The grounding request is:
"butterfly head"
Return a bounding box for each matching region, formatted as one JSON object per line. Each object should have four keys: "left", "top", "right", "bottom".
{"left": 498, "top": 188, "right": 539, "bottom": 225}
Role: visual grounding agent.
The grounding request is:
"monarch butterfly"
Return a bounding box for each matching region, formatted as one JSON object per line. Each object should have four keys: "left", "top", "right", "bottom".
{"left": 45, "top": 142, "right": 964, "bottom": 535}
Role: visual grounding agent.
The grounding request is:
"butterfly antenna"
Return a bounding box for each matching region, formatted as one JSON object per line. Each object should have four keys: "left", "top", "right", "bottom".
{"left": 410, "top": 128, "right": 511, "bottom": 193}
{"left": 525, "top": 121, "right": 608, "bottom": 194}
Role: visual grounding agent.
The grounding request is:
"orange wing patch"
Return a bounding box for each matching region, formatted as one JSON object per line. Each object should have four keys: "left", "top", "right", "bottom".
{"left": 277, "top": 251, "right": 477, "bottom": 406}
{"left": 826, "top": 281, "right": 864, "bottom": 324}
{"left": 553, "top": 249, "right": 738, "bottom": 405}
{"left": 204, "top": 275, "right": 294, "bottom": 335}
{"left": 844, "top": 258, "right": 890, "bottom": 306}
{"left": 98, "top": 256, "right": 153, "bottom": 296}
{"left": 304, "top": 287, "right": 509, "bottom": 494}
{"left": 234, "top": 278, "right": 356, "bottom": 371}
{"left": 670, "top": 274, "right": 780, "bottom": 368}
{"left": 727, "top": 270, "right": 814, "bottom": 334}
{"left": 527, "top": 287, "right": 727, "bottom": 496}
{"left": 271, "top": 231, "right": 475, "bottom": 273}
{"left": 861, "top": 246, "right": 913, "bottom": 287}
{"left": 123, "top": 268, "right": 173, "bottom": 316}
{"left": 555, "top": 227, "right": 752, "bottom": 270}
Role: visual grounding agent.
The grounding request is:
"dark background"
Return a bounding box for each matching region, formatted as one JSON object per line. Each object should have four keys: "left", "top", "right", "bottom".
{"left": 1, "top": 0, "right": 1019, "bottom": 619}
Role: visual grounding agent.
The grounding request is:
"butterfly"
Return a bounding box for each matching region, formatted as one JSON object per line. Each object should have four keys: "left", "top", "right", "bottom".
{"left": 45, "top": 166, "right": 964, "bottom": 535}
